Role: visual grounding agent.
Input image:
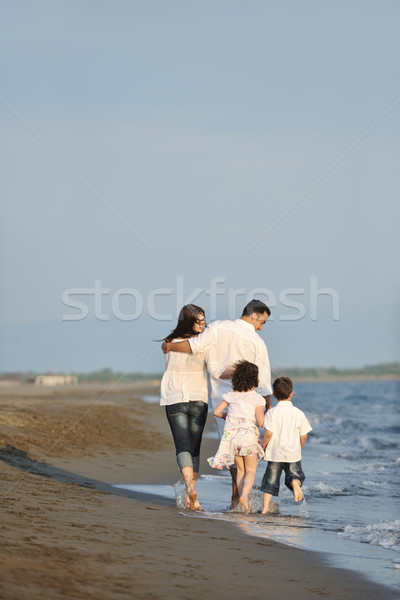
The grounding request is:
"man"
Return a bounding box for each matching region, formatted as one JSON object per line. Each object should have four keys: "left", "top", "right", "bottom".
{"left": 162, "top": 298, "right": 272, "bottom": 507}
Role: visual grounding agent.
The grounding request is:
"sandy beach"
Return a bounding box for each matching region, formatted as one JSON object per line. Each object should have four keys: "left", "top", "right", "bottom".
{"left": 0, "top": 383, "right": 395, "bottom": 600}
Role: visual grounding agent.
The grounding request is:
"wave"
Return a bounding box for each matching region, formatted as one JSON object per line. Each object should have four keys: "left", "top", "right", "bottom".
{"left": 361, "top": 480, "right": 387, "bottom": 487}
{"left": 308, "top": 482, "right": 350, "bottom": 497}
{"left": 309, "top": 436, "right": 332, "bottom": 445}
{"left": 323, "top": 452, "right": 352, "bottom": 459}
{"left": 307, "top": 480, "right": 381, "bottom": 498}
{"left": 356, "top": 437, "right": 398, "bottom": 451}
{"left": 358, "top": 458, "right": 399, "bottom": 469}
{"left": 383, "top": 425, "right": 400, "bottom": 434}
{"left": 311, "top": 418, "right": 368, "bottom": 432}
{"left": 339, "top": 520, "right": 400, "bottom": 553}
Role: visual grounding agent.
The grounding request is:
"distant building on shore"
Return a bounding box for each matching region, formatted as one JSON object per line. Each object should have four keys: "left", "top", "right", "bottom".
{"left": 35, "top": 374, "right": 78, "bottom": 386}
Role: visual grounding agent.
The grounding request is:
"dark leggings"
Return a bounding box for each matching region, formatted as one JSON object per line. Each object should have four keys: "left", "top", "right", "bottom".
{"left": 165, "top": 401, "right": 208, "bottom": 472}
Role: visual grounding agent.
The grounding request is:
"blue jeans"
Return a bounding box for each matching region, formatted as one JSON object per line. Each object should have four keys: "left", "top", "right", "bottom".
{"left": 165, "top": 401, "right": 208, "bottom": 473}
{"left": 260, "top": 461, "right": 305, "bottom": 496}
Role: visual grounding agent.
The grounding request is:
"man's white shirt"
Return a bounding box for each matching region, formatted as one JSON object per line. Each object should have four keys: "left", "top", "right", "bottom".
{"left": 189, "top": 319, "right": 272, "bottom": 411}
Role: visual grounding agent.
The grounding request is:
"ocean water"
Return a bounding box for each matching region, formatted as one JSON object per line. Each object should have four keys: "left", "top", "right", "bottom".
{"left": 117, "top": 380, "right": 400, "bottom": 593}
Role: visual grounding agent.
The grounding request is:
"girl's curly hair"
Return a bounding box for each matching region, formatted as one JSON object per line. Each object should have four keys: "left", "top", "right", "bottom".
{"left": 231, "top": 360, "right": 259, "bottom": 392}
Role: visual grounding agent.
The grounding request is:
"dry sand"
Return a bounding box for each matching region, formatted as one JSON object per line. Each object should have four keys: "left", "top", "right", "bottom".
{"left": 0, "top": 383, "right": 395, "bottom": 600}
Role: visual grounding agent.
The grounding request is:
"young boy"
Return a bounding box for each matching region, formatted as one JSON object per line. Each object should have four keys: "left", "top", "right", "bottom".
{"left": 260, "top": 377, "right": 312, "bottom": 514}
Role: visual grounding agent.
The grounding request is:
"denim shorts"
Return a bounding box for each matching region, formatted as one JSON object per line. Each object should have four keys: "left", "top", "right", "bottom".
{"left": 260, "top": 460, "right": 305, "bottom": 496}
{"left": 165, "top": 401, "right": 208, "bottom": 473}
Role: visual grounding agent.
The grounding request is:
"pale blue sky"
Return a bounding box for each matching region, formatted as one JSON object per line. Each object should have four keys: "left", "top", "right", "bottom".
{"left": 1, "top": 1, "right": 399, "bottom": 373}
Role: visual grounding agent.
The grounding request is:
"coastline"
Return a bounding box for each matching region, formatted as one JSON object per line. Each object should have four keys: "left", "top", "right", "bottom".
{"left": 0, "top": 383, "right": 396, "bottom": 599}
{"left": 287, "top": 374, "right": 400, "bottom": 383}
{"left": 2, "top": 373, "right": 398, "bottom": 391}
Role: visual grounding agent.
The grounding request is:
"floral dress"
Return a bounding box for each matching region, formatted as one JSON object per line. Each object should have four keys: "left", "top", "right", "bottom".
{"left": 207, "top": 390, "right": 265, "bottom": 469}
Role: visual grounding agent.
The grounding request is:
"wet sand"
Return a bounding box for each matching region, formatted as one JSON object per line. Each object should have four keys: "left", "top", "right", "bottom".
{"left": 0, "top": 383, "right": 395, "bottom": 599}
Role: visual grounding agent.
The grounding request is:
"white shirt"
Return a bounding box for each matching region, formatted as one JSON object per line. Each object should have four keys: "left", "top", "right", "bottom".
{"left": 189, "top": 319, "right": 272, "bottom": 410}
{"left": 160, "top": 339, "right": 210, "bottom": 406}
{"left": 263, "top": 401, "right": 312, "bottom": 462}
{"left": 223, "top": 390, "right": 266, "bottom": 427}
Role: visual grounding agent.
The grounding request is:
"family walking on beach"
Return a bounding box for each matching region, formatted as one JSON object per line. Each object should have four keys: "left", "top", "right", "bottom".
{"left": 160, "top": 300, "right": 312, "bottom": 513}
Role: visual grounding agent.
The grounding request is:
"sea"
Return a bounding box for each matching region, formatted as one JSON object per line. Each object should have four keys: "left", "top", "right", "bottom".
{"left": 116, "top": 380, "right": 400, "bottom": 594}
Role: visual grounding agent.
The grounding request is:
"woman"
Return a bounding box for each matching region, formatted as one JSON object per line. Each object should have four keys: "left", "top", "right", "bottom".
{"left": 160, "top": 304, "right": 210, "bottom": 511}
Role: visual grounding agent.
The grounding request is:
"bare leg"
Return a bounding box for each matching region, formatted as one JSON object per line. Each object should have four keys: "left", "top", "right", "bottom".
{"left": 238, "top": 455, "right": 258, "bottom": 513}
{"left": 261, "top": 492, "right": 273, "bottom": 514}
{"left": 181, "top": 466, "right": 200, "bottom": 510}
{"left": 184, "top": 471, "right": 202, "bottom": 510}
{"left": 291, "top": 479, "right": 303, "bottom": 503}
{"left": 229, "top": 466, "right": 240, "bottom": 509}
{"left": 183, "top": 471, "right": 201, "bottom": 509}
{"left": 192, "top": 471, "right": 202, "bottom": 510}
{"left": 233, "top": 458, "right": 244, "bottom": 509}
{"left": 181, "top": 466, "right": 194, "bottom": 491}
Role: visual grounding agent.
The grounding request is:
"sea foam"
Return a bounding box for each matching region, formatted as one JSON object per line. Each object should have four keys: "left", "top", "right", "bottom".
{"left": 339, "top": 520, "right": 400, "bottom": 553}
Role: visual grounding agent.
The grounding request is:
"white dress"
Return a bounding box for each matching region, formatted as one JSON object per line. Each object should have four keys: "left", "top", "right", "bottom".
{"left": 207, "top": 390, "right": 265, "bottom": 469}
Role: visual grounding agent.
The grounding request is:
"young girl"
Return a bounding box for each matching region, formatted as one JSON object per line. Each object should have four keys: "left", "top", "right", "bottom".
{"left": 208, "top": 361, "right": 265, "bottom": 512}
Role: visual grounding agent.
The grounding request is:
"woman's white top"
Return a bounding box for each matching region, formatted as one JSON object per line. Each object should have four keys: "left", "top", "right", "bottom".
{"left": 160, "top": 338, "right": 210, "bottom": 406}
{"left": 222, "top": 390, "right": 266, "bottom": 426}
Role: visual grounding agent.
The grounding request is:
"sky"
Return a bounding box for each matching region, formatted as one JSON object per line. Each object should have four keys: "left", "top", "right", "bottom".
{"left": 1, "top": 0, "right": 399, "bottom": 374}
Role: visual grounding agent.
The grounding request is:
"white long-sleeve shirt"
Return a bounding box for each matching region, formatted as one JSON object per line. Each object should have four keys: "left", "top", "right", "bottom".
{"left": 160, "top": 339, "right": 211, "bottom": 406}
{"left": 189, "top": 319, "right": 272, "bottom": 410}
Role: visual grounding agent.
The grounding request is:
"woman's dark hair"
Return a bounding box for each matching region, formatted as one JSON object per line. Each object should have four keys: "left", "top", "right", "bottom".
{"left": 163, "top": 304, "right": 205, "bottom": 342}
{"left": 272, "top": 377, "right": 293, "bottom": 400}
{"left": 231, "top": 360, "right": 259, "bottom": 392}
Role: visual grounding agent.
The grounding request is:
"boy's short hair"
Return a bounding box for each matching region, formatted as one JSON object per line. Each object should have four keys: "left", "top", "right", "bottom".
{"left": 241, "top": 299, "right": 271, "bottom": 317}
{"left": 231, "top": 360, "right": 259, "bottom": 392}
{"left": 273, "top": 377, "right": 293, "bottom": 400}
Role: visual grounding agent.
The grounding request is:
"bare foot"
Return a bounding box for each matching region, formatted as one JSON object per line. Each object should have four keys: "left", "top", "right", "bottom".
{"left": 239, "top": 497, "right": 250, "bottom": 514}
{"left": 189, "top": 490, "right": 201, "bottom": 511}
{"left": 193, "top": 498, "right": 202, "bottom": 511}
{"left": 261, "top": 503, "right": 279, "bottom": 515}
{"left": 270, "top": 502, "right": 280, "bottom": 514}
{"left": 292, "top": 480, "right": 303, "bottom": 503}
{"left": 261, "top": 502, "right": 271, "bottom": 514}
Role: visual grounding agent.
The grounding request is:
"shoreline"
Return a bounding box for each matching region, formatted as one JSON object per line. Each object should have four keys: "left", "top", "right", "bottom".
{"left": 1, "top": 373, "right": 399, "bottom": 390}
{"left": 289, "top": 374, "right": 400, "bottom": 382}
{"left": 0, "top": 384, "right": 396, "bottom": 599}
